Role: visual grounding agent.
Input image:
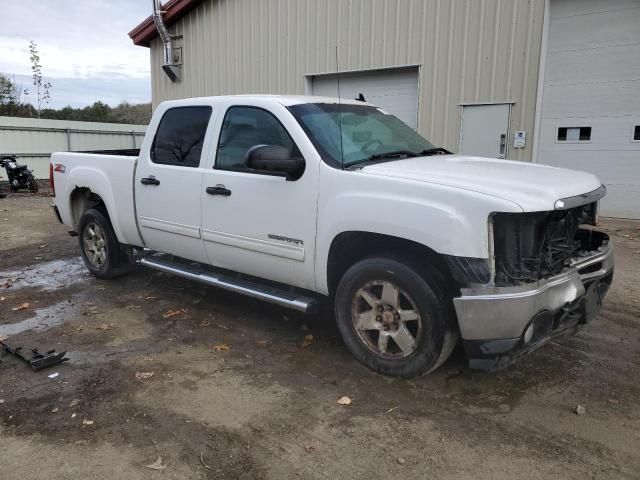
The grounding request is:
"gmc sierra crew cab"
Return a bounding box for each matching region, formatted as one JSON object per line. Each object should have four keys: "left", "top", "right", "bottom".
{"left": 50, "top": 95, "right": 614, "bottom": 377}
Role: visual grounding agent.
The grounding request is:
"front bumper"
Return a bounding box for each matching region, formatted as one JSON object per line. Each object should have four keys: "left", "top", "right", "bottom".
{"left": 453, "top": 233, "right": 614, "bottom": 371}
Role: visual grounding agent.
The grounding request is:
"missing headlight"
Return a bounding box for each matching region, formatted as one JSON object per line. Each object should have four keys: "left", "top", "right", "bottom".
{"left": 493, "top": 202, "right": 599, "bottom": 286}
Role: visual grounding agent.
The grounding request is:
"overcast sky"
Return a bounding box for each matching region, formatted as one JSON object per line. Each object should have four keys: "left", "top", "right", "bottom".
{"left": 0, "top": 0, "right": 152, "bottom": 108}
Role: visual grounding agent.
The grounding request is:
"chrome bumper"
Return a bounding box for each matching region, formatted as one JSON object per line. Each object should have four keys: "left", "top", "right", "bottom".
{"left": 453, "top": 237, "right": 614, "bottom": 361}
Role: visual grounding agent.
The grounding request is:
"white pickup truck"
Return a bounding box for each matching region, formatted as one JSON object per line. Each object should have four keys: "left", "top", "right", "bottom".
{"left": 50, "top": 95, "right": 614, "bottom": 377}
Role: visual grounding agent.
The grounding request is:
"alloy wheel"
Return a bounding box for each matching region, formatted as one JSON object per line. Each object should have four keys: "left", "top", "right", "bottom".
{"left": 351, "top": 280, "right": 423, "bottom": 358}
{"left": 83, "top": 222, "right": 107, "bottom": 268}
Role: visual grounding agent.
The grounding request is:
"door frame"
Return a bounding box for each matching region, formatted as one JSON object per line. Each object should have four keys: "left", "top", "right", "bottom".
{"left": 458, "top": 101, "right": 513, "bottom": 158}
{"left": 532, "top": 0, "right": 552, "bottom": 164}
{"left": 199, "top": 98, "right": 322, "bottom": 291}
{"left": 134, "top": 101, "right": 219, "bottom": 264}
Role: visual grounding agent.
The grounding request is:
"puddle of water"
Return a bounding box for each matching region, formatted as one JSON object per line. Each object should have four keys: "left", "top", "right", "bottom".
{"left": 1, "top": 257, "right": 88, "bottom": 292}
{"left": 0, "top": 298, "right": 78, "bottom": 337}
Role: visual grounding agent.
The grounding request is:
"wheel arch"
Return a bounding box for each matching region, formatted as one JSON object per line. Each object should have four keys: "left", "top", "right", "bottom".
{"left": 69, "top": 187, "right": 108, "bottom": 229}
{"left": 325, "top": 231, "right": 458, "bottom": 298}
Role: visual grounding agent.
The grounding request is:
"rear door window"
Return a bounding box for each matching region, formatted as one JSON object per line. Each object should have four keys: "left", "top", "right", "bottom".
{"left": 151, "top": 106, "right": 212, "bottom": 167}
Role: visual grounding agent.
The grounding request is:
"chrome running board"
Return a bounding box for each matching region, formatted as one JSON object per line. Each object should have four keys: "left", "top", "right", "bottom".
{"left": 138, "top": 254, "right": 319, "bottom": 314}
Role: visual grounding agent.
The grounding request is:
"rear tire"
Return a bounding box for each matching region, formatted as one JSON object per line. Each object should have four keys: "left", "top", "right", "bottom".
{"left": 28, "top": 176, "right": 38, "bottom": 193}
{"left": 334, "top": 257, "right": 458, "bottom": 378}
{"left": 78, "top": 208, "right": 131, "bottom": 279}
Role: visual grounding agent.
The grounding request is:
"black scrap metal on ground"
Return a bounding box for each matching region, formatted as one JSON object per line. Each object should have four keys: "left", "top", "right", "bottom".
{"left": 0, "top": 341, "right": 69, "bottom": 371}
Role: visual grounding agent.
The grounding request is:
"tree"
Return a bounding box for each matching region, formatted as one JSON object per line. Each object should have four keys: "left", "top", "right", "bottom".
{"left": 25, "top": 40, "right": 52, "bottom": 118}
{"left": 0, "top": 73, "right": 33, "bottom": 117}
{"left": 109, "top": 102, "right": 152, "bottom": 124}
{"left": 0, "top": 74, "right": 22, "bottom": 106}
{"left": 0, "top": 69, "right": 152, "bottom": 124}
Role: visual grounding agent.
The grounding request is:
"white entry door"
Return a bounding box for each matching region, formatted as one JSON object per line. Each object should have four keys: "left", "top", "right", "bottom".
{"left": 460, "top": 104, "right": 511, "bottom": 159}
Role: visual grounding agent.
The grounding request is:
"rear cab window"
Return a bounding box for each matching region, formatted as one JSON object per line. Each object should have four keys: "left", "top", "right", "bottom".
{"left": 151, "top": 106, "right": 212, "bottom": 167}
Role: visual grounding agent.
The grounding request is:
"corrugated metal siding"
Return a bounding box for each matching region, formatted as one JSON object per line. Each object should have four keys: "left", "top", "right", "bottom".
{"left": 536, "top": 0, "right": 640, "bottom": 219}
{"left": 151, "top": 0, "right": 545, "bottom": 161}
{"left": 0, "top": 117, "right": 147, "bottom": 178}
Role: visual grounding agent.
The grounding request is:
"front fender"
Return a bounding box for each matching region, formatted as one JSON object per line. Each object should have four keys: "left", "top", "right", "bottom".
{"left": 314, "top": 169, "right": 522, "bottom": 294}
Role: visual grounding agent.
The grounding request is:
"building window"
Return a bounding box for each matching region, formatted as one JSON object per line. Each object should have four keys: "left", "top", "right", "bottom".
{"left": 557, "top": 127, "right": 591, "bottom": 142}
{"left": 634, "top": 125, "right": 640, "bottom": 142}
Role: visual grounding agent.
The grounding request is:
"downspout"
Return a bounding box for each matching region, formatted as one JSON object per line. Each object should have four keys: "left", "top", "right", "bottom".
{"left": 152, "top": 0, "right": 181, "bottom": 82}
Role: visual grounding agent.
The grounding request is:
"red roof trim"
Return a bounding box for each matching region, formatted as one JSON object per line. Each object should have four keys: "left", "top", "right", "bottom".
{"left": 129, "top": 0, "right": 205, "bottom": 47}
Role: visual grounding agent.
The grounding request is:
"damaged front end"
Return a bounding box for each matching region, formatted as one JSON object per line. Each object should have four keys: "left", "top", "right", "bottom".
{"left": 492, "top": 200, "right": 601, "bottom": 286}
{"left": 453, "top": 186, "right": 614, "bottom": 371}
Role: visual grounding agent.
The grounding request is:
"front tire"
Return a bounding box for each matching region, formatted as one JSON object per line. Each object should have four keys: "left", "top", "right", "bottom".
{"left": 334, "top": 257, "right": 458, "bottom": 378}
{"left": 78, "top": 208, "right": 131, "bottom": 279}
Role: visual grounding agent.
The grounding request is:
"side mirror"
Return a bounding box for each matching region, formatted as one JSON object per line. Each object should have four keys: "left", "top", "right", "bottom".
{"left": 244, "top": 145, "right": 305, "bottom": 180}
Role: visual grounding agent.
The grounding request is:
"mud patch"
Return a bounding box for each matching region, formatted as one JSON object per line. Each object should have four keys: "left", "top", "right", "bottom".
{"left": 131, "top": 350, "right": 291, "bottom": 430}
{"left": 0, "top": 257, "right": 88, "bottom": 292}
{"left": 0, "top": 361, "right": 266, "bottom": 480}
{"left": 0, "top": 297, "right": 78, "bottom": 337}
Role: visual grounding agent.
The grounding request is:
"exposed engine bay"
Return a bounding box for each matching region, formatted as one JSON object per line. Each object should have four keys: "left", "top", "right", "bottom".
{"left": 493, "top": 202, "right": 607, "bottom": 287}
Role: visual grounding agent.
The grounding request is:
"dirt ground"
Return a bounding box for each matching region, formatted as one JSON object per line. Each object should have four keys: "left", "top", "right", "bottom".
{"left": 1, "top": 191, "right": 639, "bottom": 480}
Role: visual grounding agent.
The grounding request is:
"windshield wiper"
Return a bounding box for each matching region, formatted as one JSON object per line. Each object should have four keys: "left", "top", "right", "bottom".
{"left": 418, "top": 147, "right": 451, "bottom": 156}
{"left": 367, "top": 150, "right": 419, "bottom": 161}
{"left": 344, "top": 148, "right": 450, "bottom": 169}
{"left": 344, "top": 150, "right": 419, "bottom": 169}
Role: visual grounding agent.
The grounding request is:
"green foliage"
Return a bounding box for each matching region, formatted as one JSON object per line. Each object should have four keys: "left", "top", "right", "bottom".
{"left": 0, "top": 74, "right": 151, "bottom": 124}
{"left": 0, "top": 74, "right": 24, "bottom": 106}
{"left": 37, "top": 101, "right": 152, "bottom": 124}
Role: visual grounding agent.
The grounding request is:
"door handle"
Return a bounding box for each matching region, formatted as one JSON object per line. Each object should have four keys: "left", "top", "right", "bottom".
{"left": 498, "top": 134, "right": 507, "bottom": 159}
{"left": 206, "top": 185, "right": 232, "bottom": 196}
{"left": 140, "top": 176, "right": 160, "bottom": 186}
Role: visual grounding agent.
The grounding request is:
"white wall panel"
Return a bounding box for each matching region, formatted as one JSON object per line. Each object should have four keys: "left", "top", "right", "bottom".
{"left": 537, "top": 0, "right": 640, "bottom": 218}
{"left": 0, "top": 117, "right": 146, "bottom": 178}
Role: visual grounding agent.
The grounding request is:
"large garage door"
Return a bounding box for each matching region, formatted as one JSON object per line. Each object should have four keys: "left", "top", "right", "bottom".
{"left": 537, "top": 0, "right": 640, "bottom": 219}
{"left": 310, "top": 67, "right": 419, "bottom": 130}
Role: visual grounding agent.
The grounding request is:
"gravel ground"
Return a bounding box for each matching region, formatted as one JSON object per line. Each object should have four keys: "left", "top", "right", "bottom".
{"left": 1, "top": 191, "right": 639, "bottom": 480}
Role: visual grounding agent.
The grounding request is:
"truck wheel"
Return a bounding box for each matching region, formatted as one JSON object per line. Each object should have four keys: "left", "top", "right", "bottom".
{"left": 78, "top": 208, "right": 130, "bottom": 279}
{"left": 334, "top": 257, "right": 458, "bottom": 378}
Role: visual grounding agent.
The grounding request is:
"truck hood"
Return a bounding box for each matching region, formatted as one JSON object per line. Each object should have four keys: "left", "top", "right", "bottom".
{"left": 360, "top": 155, "right": 603, "bottom": 212}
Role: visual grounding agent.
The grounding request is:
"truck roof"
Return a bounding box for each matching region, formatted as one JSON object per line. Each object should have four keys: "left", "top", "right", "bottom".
{"left": 158, "top": 94, "right": 375, "bottom": 109}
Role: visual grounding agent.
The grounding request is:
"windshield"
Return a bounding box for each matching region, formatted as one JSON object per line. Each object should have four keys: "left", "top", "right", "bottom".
{"left": 288, "top": 103, "right": 437, "bottom": 168}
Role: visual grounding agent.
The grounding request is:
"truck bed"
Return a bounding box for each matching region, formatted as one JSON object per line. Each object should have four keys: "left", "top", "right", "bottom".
{"left": 51, "top": 151, "right": 143, "bottom": 247}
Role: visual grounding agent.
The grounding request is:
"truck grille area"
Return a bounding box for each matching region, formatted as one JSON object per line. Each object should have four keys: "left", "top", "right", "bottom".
{"left": 493, "top": 202, "right": 602, "bottom": 287}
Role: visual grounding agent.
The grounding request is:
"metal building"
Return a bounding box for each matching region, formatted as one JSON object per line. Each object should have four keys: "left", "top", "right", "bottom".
{"left": 130, "top": 0, "right": 640, "bottom": 219}
{"left": 535, "top": 0, "right": 640, "bottom": 219}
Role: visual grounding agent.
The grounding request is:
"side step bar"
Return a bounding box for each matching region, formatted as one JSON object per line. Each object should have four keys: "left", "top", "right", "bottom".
{"left": 138, "top": 255, "right": 319, "bottom": 314}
